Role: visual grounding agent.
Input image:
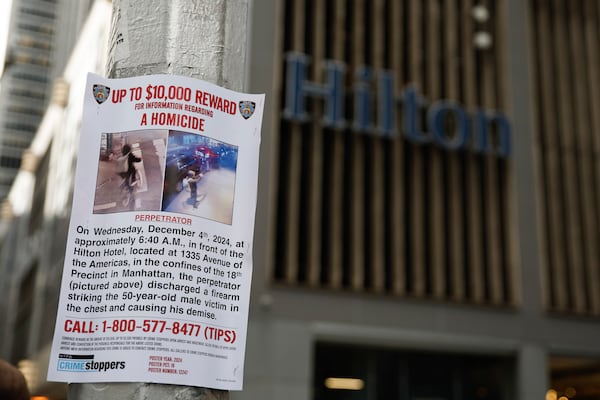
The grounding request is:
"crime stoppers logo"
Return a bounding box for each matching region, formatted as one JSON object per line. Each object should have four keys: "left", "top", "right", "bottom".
{"left": 57, "top": 354, "right": 125, "bottom": 372}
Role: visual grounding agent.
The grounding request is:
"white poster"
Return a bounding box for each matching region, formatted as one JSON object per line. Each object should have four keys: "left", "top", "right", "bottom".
{"left": 47, "top": 73, "right": 264, "bottom": 390}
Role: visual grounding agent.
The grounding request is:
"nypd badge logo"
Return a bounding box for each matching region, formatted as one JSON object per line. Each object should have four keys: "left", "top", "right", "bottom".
{"left": 93, "top": 84, "right": 110, "bottom": 104}
{"left": 239, "top": 101, "right": 256, "bottom": 119}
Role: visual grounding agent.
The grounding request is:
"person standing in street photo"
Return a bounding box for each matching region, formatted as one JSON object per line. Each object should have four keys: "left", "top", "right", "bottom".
{"left": 185, "top": 169, "right": 201, "bottom": 208}
{"left": 116, "top": 144, "right": 141, "bottom": 187}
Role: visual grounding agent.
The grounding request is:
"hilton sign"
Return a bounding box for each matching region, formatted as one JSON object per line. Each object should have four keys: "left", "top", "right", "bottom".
{"left": 283, "top": 52, "right": 511, "bottom": 157}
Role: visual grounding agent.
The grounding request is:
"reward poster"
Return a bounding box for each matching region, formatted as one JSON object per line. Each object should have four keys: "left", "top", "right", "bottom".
{"left": 47, "top": 73, "right": 264, "bottom": 390}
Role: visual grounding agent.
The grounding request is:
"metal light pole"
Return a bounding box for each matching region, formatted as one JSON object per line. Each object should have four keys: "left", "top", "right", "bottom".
{"left": 69, "top": 0, "right": 249, "bottom": 398}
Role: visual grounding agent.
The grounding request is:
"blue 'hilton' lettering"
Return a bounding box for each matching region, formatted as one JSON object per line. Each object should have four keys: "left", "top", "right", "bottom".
{"left": 282, "top": 51, "right": 511, "bottom": 157}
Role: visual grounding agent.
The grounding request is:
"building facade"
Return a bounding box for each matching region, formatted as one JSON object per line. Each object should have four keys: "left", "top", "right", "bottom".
{"left": 243, "top": 1, "right": 600, "bottom": 399}
{"left": 2, "top": 0, "right": 600, "bottom": 399}
{"left": 0, "top": 1, "right": 110, "bottom": 397}
{"left": 0, "top": 0, "right": 94, "bottom": 199}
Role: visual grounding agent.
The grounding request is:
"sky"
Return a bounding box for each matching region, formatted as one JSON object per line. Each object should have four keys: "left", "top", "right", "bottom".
{"left": 0, "top": 0, "right": 13, "bottom": 77}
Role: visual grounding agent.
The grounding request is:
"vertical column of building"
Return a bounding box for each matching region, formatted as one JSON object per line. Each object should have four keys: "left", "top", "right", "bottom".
{"left": 367, "top": 0, "right": 386, "bottom": 293}
{"left": 532, "top": 0, "right": 567, "bottom": 311}
{"left": 496, "top": 0, "right": 520, "bottom": 307}
{"left": 282, "top": 0, "right": 304, "bottom": 284}
{"left": 507, "top": 0, "right": 548, "bottom": 398}
{"left": 425, "top": 0, "right": 446, "bottom": 299}
{"left": 550, "top": 0, "right": 586, "bottom": 313}
{"left": 306, "top": 0, "right": 325, "bottom": 287}
{"left": 443, "top": 0, "right": 465, "bottom": 301}
{"left": 462, "top": 0, "right": 485, "bottom": 303}
{"left": 582, "top": 0, "right": 600, "bottom": 314}
{"left": 407, "top": 0, "right": 426, "bottom": 296}
{"left": 478, "top": 0, "right": 503, "bottom": 305}
{"left": 389, "top": 0, "right": 406, "bottom": 296}
{"left": 566, "top": 0, "right": 600, "bottom": 315}
{"left": 326, "top": 0, "right": 346, "bottom": 289}
{"left": 349, "top": 0, "right": 366, "bottom": 290}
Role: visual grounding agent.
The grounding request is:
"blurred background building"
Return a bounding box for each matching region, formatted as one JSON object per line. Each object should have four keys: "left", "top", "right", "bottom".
{"left": 1, "top": 0, "right": 600, "bottom": 399}
{"left": 0, "top": 0, "right": 95, "bottom": 200}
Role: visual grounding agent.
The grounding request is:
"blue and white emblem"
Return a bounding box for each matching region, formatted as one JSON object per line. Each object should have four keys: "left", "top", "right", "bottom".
{"left": 93, "top": 84, "right": 110, "bottom": 104}
{"left": 239, "top": 101, "right": 256, "bottom": 119}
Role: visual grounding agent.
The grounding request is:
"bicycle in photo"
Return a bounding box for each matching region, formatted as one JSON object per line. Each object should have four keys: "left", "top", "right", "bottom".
{"left": 119, "top": 169, "right": 141, "bottom": 208}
